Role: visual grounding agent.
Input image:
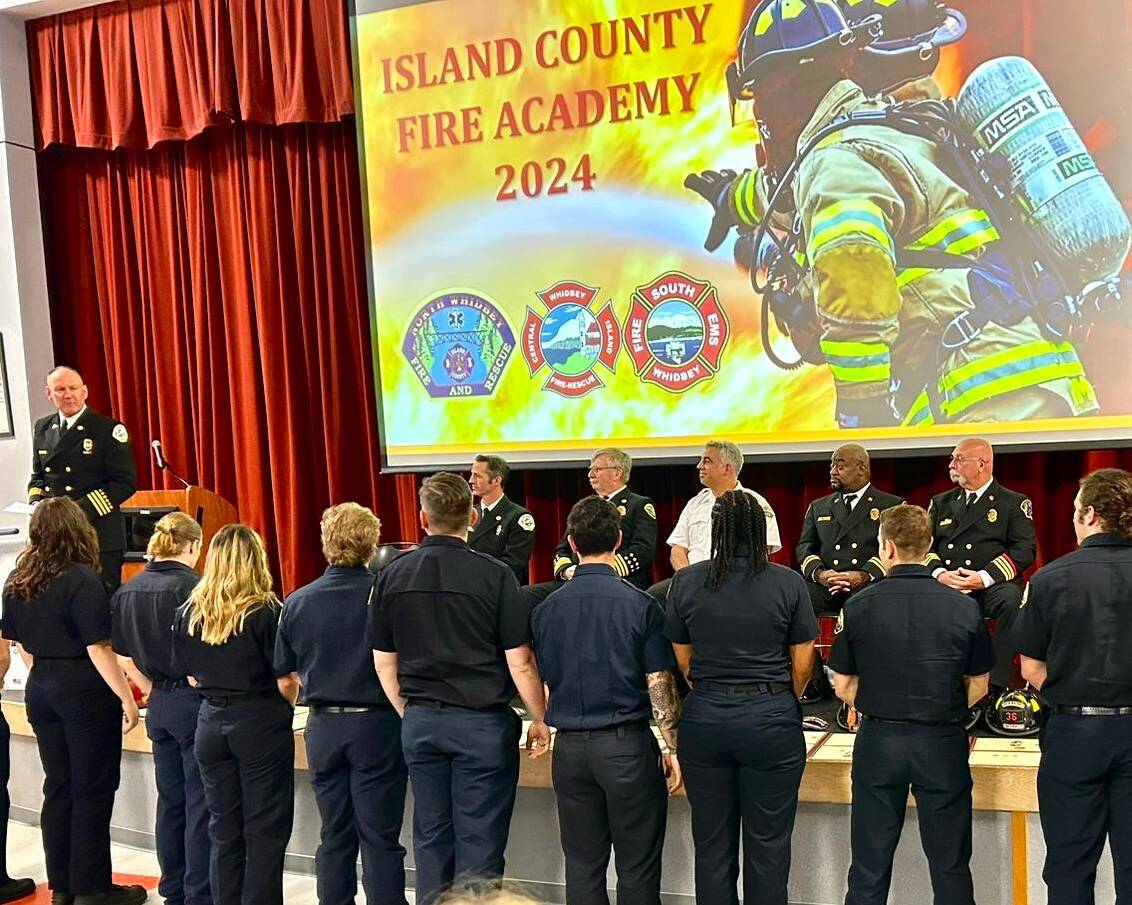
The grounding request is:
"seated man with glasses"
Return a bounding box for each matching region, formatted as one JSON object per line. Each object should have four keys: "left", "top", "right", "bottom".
{"left": 925, "top": 438, "right": 1036, "bottom": 698}
{"left": 523, "top": 448, "right": 658, "bottom": 607}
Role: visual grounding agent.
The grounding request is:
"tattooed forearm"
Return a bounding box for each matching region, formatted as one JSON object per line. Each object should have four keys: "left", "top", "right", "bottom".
{"left": 646, "top": 670, "right": 681, "bottom": 750}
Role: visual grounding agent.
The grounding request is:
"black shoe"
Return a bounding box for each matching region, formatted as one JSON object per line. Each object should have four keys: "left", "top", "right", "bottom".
{"left": 798, "top": 651, "right": 832, "bottom": 705}
{"left": 73, "top": 885, "right": 148, "bottom": 905}
{"left": 50, "top": 893, "right": 74, "bottom": 905}
{"left": 0, "top": 877, "right": 35, "bottom": 903}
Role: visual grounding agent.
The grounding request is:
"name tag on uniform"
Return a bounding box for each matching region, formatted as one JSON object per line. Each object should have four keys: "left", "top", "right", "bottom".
{"left": 939, "top": 518, "right": 953, "bottom": 526}
{"left": 817, "top": 515, "right": 832, "bottom": 522}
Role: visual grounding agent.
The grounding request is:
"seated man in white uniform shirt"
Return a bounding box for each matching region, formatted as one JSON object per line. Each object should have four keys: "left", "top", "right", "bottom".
{"left": 647, "top": 439, "right": 781, "bottom": 604}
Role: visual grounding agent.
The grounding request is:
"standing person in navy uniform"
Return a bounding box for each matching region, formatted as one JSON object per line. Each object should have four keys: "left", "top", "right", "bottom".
{"left": 665, "top": 491, "right": 817, "bottom": 905}
{"left": 112, "top": 512, "right": 210, "bottom": 905}
{"left": 829, "top": 504, "right": 993, "bottom": 905}
{"left": 0, "top": 641, "right": 36, "bottom": 903}
{"left": 1014, "top": 468, "right": 1132, "bottom": 905}
{"left": 467, "top": 455, "right": 535, "bottom": 585}
{"left": 275, "top": 503, "right": 408, "bottom": 905}
{"left": 172, "top": 525, "right": 298, "bottom": 905}
{"left": 0, "top": 498, "right": 145, "bottom": 905}
{"left": 526, "top": 448, "right": 658, "bottom": 605}
{"left": 369, "top": 473, "right": 551, "bottom": 905}
{"left": 795, "top": 443, "right": 903, "bottom": 702}
{"left": 531, "top": 495, "right": 682, "bottom": 905}
{"left": 27, "top": 367, "right": 137, "bottom": 592}
{"left": 925, "top": 438, "right": 1035, "bottom": 693}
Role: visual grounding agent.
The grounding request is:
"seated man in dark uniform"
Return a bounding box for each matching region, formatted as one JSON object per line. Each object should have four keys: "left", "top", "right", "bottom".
{"left": 830, "top": 504, "right": 993, "bottom": 905}
{"left": 925, "top": 438, "right": 1035, "bottom": 694}
{"left": 1014, "top": 468, "right": 1132, "bottom": 905}
{"left": 525, "top": 448, "right": 657, "bottom": 606}
{"left": 796, "top": 444, "right": 902, "bottom": 701}
{"left": 27, "top": 366, "right": 137, "bottom": 592}
{"left": 531, "top": 496, "right": 681, "bottom": 905}
{"left": 467, "top": 454, "right": 535, "bottom": 585}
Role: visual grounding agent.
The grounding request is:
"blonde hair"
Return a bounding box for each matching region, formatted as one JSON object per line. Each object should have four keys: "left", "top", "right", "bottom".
{"left": 321, "top": 503, "right": 381, "bottom": 567}
{"left": 439, "top": 887, "right": 539, "bottom": 905}
{"left": 146, "top": 511, "right": 203, "bottom": 560}
{"left": 185, "top": 524, "right": 277, "bottom": 645}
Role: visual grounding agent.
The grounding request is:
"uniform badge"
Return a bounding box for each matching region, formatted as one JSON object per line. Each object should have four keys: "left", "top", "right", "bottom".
{"left": 623, "top": 271, "right": 730, "bottom": 393}
{"left": 521, "top": 281, "right": 620, "bottom": 398}
{"left": 817, "top": 515, "right": 832, "bottom": 522}
{"left": 82, "top": 438, "right": 94, "bottom": 455}
{"left": 112, "top": 423, "right": 129, "bottom": 443}
{"left": 617, "top": 505, "right": 627, "bottom": 518}
{"left": 869, "top": 508, "right": 880, "bottom": 521}
{"left": 987, "top": 508, "right": 998, "bottom": 524}
{"left": 518, "top": 513, "right": 535, "bottom": 532}
{"left": 1021, "top": 499, "right": 1033, "bottom": 520}
{"left": 644, "top": 503, "right": 657, "bottom": 519}
{"left": 402, "top": 291, "right": 515, "bottom": 398}
{"left": 939, "top": 518, "right": 953, "bottom": 527}
{"left": 495, "top": 525, "right": 502, "bottom": 536}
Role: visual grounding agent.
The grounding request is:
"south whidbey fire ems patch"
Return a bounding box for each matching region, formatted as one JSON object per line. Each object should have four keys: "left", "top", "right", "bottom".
{"left": 521, "top": 281, "right": 621, "bottom": 398}
{"left": 624, "top": 272, "right": 729, "bottom": 392}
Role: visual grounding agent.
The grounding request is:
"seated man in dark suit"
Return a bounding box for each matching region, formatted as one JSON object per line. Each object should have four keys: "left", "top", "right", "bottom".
{"left": 796, "top": 444, "right": 902, "bottom": 701}
{"left": 524, "top": 448, "right": 657, "bottom": 606}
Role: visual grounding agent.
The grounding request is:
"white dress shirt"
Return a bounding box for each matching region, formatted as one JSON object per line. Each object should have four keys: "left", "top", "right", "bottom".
{"left": 667, "top": 482, "right": 782, "bottom": 563}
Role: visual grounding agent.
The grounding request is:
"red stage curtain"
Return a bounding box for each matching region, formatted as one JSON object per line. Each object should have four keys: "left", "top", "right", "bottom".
{"left": 30, "top": 0, "right": 1132, "bottom": 592}
{"left": 27, "top": 0, "right": 353, "bottom": 151}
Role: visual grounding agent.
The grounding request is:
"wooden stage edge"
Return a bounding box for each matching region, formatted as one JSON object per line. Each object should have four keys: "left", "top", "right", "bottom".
{"left": 1, "top": 701, "right": 1040, "bottom": 813}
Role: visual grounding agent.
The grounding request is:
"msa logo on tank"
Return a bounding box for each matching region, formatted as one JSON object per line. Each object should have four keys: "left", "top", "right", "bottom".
{"left": 624, "top": 272, "right": 729, "bottom": 392}
{"left": 521, "top": 280, "right": 620, "bottom": 398}
{"left": 402, "top": 291, "right": 515, "bottom": 398}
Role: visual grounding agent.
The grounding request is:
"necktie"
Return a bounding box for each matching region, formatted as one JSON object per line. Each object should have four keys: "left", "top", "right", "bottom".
{"left": 59, "top": 419, "right": 68, "bottom": 435}
{"left": 966, "top": 491, "right": 976, "bottom": 508}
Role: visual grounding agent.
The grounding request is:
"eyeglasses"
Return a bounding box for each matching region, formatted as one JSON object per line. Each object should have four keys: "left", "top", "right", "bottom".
{"left": 588, "top": 465, "right": 616, "bottom": 474}
{"left": 948, "top": 455, "right": 985, "bottom": 465}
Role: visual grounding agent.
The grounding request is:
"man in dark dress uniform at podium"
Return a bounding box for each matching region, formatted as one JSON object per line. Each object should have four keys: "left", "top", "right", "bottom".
{"left": 467, "top": 454, "right": 535, "bottom": 585}
{"left": 27, "top": 367, "right": 137, "bottom": 592}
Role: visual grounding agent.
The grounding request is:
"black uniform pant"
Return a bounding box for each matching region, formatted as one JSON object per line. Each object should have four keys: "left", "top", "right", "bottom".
{"left": 552, "top": 723, "right": 668, "bottom": 905}
{"left": 400, "top": 704, "right": 520, "bottom": 905}
{"left": 522, "top": 581, "right": 560, "bottom": 608}
{"left": 305, "top": 708, "right": 408, "bottom": 905}
{"left": 195, "top": 695, "right": 295, "bottom": 905}
{"left": 972, "top": 582, "right": 1023, "bottom": 688}
{"left": 806, "top": 581, "right": 851, "bottom": 618}
{"left": 0, "top": 711, "right": 11, "bottom": 881}
{"left": 680, "top": 687, "right": 805, "bottom": 905}
{"left": 646, "top": 578, "right": 671, "bottom": 607}
{"left": 1038, "top": 713, "right": 1132, "bottom": 904}
{"left": 99, "top": 549, "right": 124, "bottom": 595}
{"left": 846, "top": 719, "right": 974, "bottom": 905}
{"left": 147, "top": 685, "right": 211, "bottom": 905}
{"left": 25, "top": 659, "right": 122, "bottom": 895}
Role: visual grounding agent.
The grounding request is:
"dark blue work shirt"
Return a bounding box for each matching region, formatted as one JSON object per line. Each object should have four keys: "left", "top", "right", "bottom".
{"left": 111, "top": 560, "right": 199, "bottom": 684}
{"left": 367, "top": 534, "right": 531, "bottom": 710}
{"left": 828, "top": 564, "right": 994, "bottom": 724}
{"left": 531, "top": 563, "right": 674, "bottom": 730}
{"left": 1013, "top": 533, "right": 1132, "bottom": 707}
{"left": 274, "top": 564, "right": 387, "bottom": 707}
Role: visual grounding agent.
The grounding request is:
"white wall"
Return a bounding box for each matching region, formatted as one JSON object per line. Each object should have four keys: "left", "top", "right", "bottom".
{"left": 0, "top": 9, "right": 53, "bottom": 508}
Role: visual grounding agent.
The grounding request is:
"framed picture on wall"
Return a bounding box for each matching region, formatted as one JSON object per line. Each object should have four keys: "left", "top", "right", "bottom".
{"left": 0, "top": 333, "right": 13, "bottom": 438}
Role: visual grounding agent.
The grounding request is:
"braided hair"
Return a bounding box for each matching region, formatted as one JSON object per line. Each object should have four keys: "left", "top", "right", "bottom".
{"left": 705, "top": 490, "right": 769, "bottom": 591}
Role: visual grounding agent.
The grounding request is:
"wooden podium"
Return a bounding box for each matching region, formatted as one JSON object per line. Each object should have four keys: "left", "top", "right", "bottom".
{"left": 120, "top": 486, "right": 238, "bottom": 582}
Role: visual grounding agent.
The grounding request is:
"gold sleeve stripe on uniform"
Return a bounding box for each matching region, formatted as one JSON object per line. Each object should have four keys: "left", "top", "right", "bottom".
{"left": 613, "top": 555, "right": 629, "bottom": 578}
{"left": 800, "top": 555, "right": 822, "bottom": 576}
{"left": 28, "top": 487, "right": 45, "bottom": 500}
{"left": 991, "top": 555, "right": 1016, "bottom": 581}
{"left": 924, "top": 552, "right": 942, "bottom": 568}
{"left": 553, "top": 556, "right": 573, "bottom": 576}
{"left": 867, "top": 556, "right": 887, "bottom": 575}
{"left": 86, "top": 491, "right": 107, "bottom": 516}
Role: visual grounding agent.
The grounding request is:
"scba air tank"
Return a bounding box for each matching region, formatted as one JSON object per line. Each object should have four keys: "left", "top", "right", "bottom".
{"left": 955, "top": 56, "right": 1130, "bottom": 292}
